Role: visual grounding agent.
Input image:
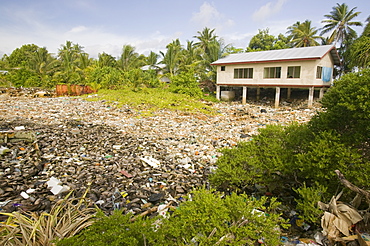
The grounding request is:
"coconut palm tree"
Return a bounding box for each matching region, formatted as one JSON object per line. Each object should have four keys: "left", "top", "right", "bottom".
{"left": 287, "top": 20, "right": 321, "bottom": 47}
{"left": 97, "top": 52, "right": 116, "bottom": 68}
{"left": 145, "top": 51, "right": 159, "bottom": 66}
{"left": 160, "top": 39, "right": 182, "bottom": 76}
{"left": 193, "top": 27, "right": 218, "bottom": 55}
{"left": 29, "top": 47, "right": 58, "bottom": 76}
{"left": 117, "top": 44, "right": 142, "bottom": 72}
{"left": 55, "top": 41, "right": 85, "bottom": 84}
{"left": 320, "top": 3, "right": 362, "bottom": 46}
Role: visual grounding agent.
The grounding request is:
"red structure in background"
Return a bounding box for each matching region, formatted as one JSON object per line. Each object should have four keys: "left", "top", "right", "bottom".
{"left": 56, "top": 84, "right": 97, "bottom": 96}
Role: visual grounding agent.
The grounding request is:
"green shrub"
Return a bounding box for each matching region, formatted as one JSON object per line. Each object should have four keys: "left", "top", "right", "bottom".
{"left": 58, "top": 189, "right": 287, "bottom": 246}
{"left": 57, "top": 210, "right": 157, "bottom": 246}
{"left": 209, "top": 124, "right": 312, "bottom": 194}
{"left": 85, "top": 66, "right": 124, "bottom": 89}
{"left": 294, "top": 183, "right": 327, "bottom": 224}
{"left": 156, "top": 188, "right": 287, "bottom": 246}
{"left": 169, "top": 69, "right": 203, "bottom": 98}
{"left": 310, "top": 68, "right": 370, "bottom": 146}
{"left": 296, "top": 130, "right": 368, "bottom": 192}
{"left": 6, "top": 68, "right": 38, "bottom": 87}
{"left": 210, "top": 123, "right": 369, "bottom": 227}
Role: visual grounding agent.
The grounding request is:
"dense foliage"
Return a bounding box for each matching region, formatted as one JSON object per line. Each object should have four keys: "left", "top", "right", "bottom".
{"left": 0, "top": 3, "right": 367, "bottom": 90}
{"left": 57, "top": 189, "right": 286, "bottom": 246}
{"left": 210, "top": 68, "right": 370, "bottom": 224}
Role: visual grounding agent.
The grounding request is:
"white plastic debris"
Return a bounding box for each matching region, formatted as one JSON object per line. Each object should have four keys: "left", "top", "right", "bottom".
{"left": 113, "top": 145, "right": 122, "bottom": 150}
{"left": 0, "top": 146, "right": 11, "bottom": 155}
{"left": 50, "top": 185, "right": 70, "bottom": 195}
{"left": 46, "top": 176, "right": 70, "bottom": 195}
{"left": 14, "top": 126, "right": 25, "bottom": 131}
{"left": 157, "top": 204, "right": 169, "bottom": 218}
{"left": 46, "top": 176, "right": 61, "bottom": 188}
{"left": 140, "top": 157, "right": 160, "bottom": 168}
{"left": 95, "top": 200, "right": 105, "bottom": 205}
{"left": 26, "top": 188, "right": 36, "bottom": 194}
{"left": 20, "top": 191, "right": 30, "bottom": 199}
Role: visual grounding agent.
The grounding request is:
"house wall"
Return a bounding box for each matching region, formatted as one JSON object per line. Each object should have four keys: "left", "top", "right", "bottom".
{"left": 216, "top": 53, "right": 334, "bottom": 88}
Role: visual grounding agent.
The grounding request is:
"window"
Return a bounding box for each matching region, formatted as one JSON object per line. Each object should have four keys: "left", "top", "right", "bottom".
{"left": 287, "top": 66, "right": 301, "bottom": 78}
{"left": 316, "top": 66, "right": 323, "bottom": 79}
{"left": 234, "top": 68, "right": 253, "bottom": 79}
{"left": 221, "top": 66, "right": 225, "bottom": 71}
{"left": 263, "top": 67, "right": 281, "bottom": 78}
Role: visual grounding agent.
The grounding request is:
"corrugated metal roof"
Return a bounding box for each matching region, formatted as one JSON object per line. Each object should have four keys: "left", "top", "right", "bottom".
{"left": 211, "top": 45, "right": 340, "bottom": 66}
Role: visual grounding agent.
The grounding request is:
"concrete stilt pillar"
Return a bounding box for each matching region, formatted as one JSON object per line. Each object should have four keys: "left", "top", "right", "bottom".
{"left": 275, "top": 87, "right": 280, "bottom": 108}
{"left": 257, "top": 87, "right": 260, "bottom": 101}
{"left": 287, "top": 88, "right": 291, "bottom": 99}
{"left": 308, "top": 87, "right": 314, "bottom": 108}
{"left": 216, "top": 86, "right": 220, "bottom": 100}
{"left": 242, "top": 86, "right": 247, "bottom": 104}
{"left": 319, "top": 87, "right": 325, "bottom": 99}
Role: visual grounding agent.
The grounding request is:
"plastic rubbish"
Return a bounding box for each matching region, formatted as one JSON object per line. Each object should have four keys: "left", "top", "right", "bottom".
{"left": 157, "top": 204, "right": 169, "bottom": 218}
{"left": 20, "top": 191, "right": 30, "bottom": 199}
{"left": 46, "top": 176, "right": 70, "bottom": 195}
{"left": 120, "top": 170, "right": 133, "bottom": 178}
{"left": 140, "top": 156, "right": 160, "bottom": 168}
{"left": 0, "top": 146, "right": 11, "bottom": 155}
{"left": 113, "top": 145, "right": 122, "bottom": 150}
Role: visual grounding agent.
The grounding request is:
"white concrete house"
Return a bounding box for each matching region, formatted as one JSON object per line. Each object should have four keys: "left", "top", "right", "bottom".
{"left": 211, "top": 45, "right": 341, "bottom": 107}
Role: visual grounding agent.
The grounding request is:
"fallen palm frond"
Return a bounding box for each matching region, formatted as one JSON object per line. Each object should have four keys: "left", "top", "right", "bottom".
{"left": 0, "top": 188, "right": 97, "bottom": 246}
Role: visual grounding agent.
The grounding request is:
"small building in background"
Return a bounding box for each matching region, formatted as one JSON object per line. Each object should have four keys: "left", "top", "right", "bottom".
{"left": 211, "top": 45, "right": 341, "bottom": 107}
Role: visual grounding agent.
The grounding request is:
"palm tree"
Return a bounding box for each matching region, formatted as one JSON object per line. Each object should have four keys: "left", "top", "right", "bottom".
{"left": 193, "top": 27, "right": 218, "bottom": 54}
{"left": 97, "top": 52, "right": 116, "bottom": 68}
{"left": 287, "top": 20, "right": 321, "bottom": 47}
{"left": 55, "top": 41, "right": 85, "bottom": 84}
{"left": 117, "top": 44, "right": 142, "bottom": 72}
{"left": 177, "top": 41, "right": 202, "bottom": 72}
{"left": 159, "top": 39, "right": 183, "bottom": 76}
{"left": 29, "top": 47, "right": 58, "bottom": 76}
{"left": 320, "top": 3, "right": 362, "bottom": 46}
{"left": 145, "top": 51, "right": 159, "bottom": 66}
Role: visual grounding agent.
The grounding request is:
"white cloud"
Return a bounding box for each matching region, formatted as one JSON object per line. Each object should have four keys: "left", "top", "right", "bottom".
{"left": 191, "top": 2, "right": 234, "bottom": 31}
{"left": 68, "top": 26, "right": 88, "bottom": 33}
{"left": 252, "top": 0, "right": 288, "bottom": 22}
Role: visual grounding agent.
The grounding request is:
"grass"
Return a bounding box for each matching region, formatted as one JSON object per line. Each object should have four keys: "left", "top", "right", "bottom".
{"left": 83, "top": 87, "right": 219, "bottom": 116}
{"left": 0, "top": 189, "right": 96, "bottom": 246}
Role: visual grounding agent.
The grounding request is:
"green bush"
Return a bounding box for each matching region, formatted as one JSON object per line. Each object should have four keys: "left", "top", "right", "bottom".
{"left": 57, "top": 189, "right": 287, "bottom": 246}
{"left": 209, "top": 124, "right": 312, "bottom": 194}
{"left": 296, "top": 130, "right": 368, "bottom": 192}
{"left": 310, "top": 68, "right": 370, "bottom": 146}
{"left": 156, "top": 188, "right": 287, "bottom": 246}
{"left": 293, "top": 183, "right": 327, "bottom": 224}
{"left": 85, "top": 66, "right": 124, "bottom": 89}
{"left": 7, "top": 68, "right": 38, "bottom": 87}
{"left": 57, "top": 210, "right": 158, "bottom": 246}
{"left": 169, "top": 69, "right": 203, "bottom": 98}
{"left": 210, "top": 122, "right": 369, "bottom": 226}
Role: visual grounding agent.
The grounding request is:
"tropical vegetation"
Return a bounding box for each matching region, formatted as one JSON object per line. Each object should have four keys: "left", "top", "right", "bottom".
{"left": 1, "top": 3, "right": 370, "bottom": 246}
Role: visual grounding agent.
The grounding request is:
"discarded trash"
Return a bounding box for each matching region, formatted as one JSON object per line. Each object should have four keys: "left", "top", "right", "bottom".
{"left": 20, "top": 191, "right": 30, "bottom": 199}
{"left": 46, "top": 176, "right": 70, "bottom": 195}
{"left": 148, "top": 193, "right": 164, "bottom": 203}
{"left": 157, "top": 204, "right": 169, "bottom": 218}
{"left": 14, "top": 126, "right": 25, "bottom": 131}
{"left": 140, "top": 156, "right": 160, "bottom": 168}
{"left": 120, "top": 170, "right": 133, "bottom": 178}
{"left": 0, "top": 146, "right": 11, "bottom": 155}
{"left": 113, "top": 145, "right": 122, "bottom": 150}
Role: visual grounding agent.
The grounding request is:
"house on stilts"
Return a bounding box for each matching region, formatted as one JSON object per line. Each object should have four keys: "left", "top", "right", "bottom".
{"left": 211, "top": 45, "right": 341, "bottom": 107}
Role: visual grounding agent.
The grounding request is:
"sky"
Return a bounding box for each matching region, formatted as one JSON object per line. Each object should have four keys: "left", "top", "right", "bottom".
{"left": 1, "top": 0, "right": 369, "bottom": 59}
